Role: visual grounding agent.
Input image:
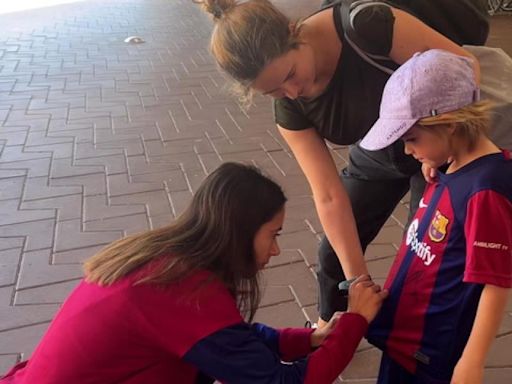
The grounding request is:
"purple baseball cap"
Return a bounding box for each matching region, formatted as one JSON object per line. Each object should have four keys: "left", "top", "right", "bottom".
{"left": 360, "top": 49, "right": 480, "bottom": 151}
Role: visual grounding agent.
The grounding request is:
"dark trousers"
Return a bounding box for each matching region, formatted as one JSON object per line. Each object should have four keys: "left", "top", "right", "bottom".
{"left": 317, "top": 140, "right": 425, "bottom": 321}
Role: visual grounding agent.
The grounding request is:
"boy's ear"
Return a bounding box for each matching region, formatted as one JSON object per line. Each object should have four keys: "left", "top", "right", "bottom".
{"left": 446, "top": 123, "right": 457, "bottom": 135}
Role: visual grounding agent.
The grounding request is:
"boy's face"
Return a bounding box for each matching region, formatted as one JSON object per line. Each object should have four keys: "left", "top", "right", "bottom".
{"left": 401, "top": 125, "right": 452, "bottom": 169}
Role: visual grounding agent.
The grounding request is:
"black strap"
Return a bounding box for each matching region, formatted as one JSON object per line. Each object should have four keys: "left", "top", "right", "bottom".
{"left": 339, "top": 0, "right": 395, "bottom": 75}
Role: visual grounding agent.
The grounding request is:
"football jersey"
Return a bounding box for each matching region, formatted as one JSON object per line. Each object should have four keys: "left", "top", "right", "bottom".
{"left": 1, "top": 266, "right": 243, "bottom": 384}
{"left": 367, "top": 151, "right": 512, "bottom": 380}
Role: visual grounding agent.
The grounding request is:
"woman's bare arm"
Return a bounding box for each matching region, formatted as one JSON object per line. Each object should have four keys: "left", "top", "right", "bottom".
{"left": 389, "top": 8, "right": 481, "bottom": 83}
{"left": 278, "top": 125, "right": 368, "bottom": 278}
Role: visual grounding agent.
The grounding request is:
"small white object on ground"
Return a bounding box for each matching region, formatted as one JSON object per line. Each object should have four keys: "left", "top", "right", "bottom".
{"left": 124, "top": 36, "right": 145, "bottom": 44}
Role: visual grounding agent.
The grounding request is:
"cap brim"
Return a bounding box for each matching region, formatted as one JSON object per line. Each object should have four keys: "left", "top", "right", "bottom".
{"left": 360, "top": 117, "right": 418, "bottom": 151}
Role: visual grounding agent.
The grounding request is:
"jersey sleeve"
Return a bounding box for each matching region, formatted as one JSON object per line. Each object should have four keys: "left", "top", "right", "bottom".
{"left": 464, "top": 190, "right": 512, "bottom": 288}
{"left": 183, "top": 323, "right": 308, "bottom": 384}
{"left": 278, "top": 327, "right": 316, "bottom": 361}
{"left": 251, "top": 323, "right": 315, "bottom": 361}
{"left": 304, "top": 313, "right": 368, "bottom": 383}
{"left": 351, "top": 2, "right": 395, "bottom": 56}
{"left": 183, "top": 313, "right": 368, "bottom": 384}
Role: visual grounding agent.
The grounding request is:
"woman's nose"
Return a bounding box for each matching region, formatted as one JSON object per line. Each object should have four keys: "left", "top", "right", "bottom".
{"left": 270, "top": 241, "right": 280, "bottom": 257}
{"left": 283, "top": 83, "right": 300, "bottom": 100}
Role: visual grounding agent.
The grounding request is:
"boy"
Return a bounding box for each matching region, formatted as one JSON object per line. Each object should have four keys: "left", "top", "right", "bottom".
{"left": 360, "top": 49, "right": 512, "bottom": 383}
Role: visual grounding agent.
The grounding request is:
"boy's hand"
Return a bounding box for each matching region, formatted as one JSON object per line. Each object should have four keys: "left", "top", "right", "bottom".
{"left": 310, "top": 312, "right": 342, "bottom": 348}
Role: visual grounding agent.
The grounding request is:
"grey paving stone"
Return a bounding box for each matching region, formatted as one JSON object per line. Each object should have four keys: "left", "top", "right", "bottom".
{"left": 0, "top": 145, "right": 51, "bottom": 162}
{"left": 75, "top": 142, "right": 123, "bottom": 160}
{"left": 110, "top": 190, "right": 173, "bottom": 219}
{"left": 278, "top": 230, "right": 320, "bottom": 267}
{"left": 0, "top": 248, "right": 22, "bottom": 287}
{"left": 261, "top": 263, "right": 318, "bottom": 308}
{"left": 367, "top": 256, "right": 396, "bottom": 282}
{"left": 84, "top": 213, "right": 149, "bottom": 235}
{"left": 0, "top": 199, "right": 55, "bottom": 226}
{"left": 266, "top": 249, "right": 305, "bottom": 268}
{"left": 83, "top": 194, "right": 146, "bottom": 222}
{"left": 0, "top": 354, "right": 19, "bottom": 377}
{"left": 168, "top": 189, "right": 193, "bottom": 217}
{"left": 51, "top": 173, "right": 107, "bottom": 196}
{"left": 52, "top": 245, "right": 105, "bottom": 265}
{"left": 106, "top": 173, "right": 163, "bottom": 197}
{"left": 15, "top": 279, "right": 80, "bottom": 305}
{"left": 54, "top": 219, "right": 120, "bottom": 253}
{"left": 16, "top": 249, "right": 82, "bottom": 289}
{"left": 75, "top": 154, "right": 128, "bottom": 176}
{"left": 0, "top": 323, "right": 50, "bottom": 358}
{"left": 483, "top": 368, "right": 512, "bottom": 384}
{"left": 0, "top": 238, "right": 24, "bottom": 252}
{"left": 126, "top": 155, "right": 181, "bottom": 176}
{"left": 50, "top": 158, "right": 104, "bottom": 179}
{"left": 22, "top": 194, "right": 82, "bottom": 222}
{"left": 340, "top": 347, "right": 381, "bottom": 382}
{"left": 0, "top": 219, "right": 54, "bottom": 251}
{"left": 0, "top": 176, "right": 25, "bottom": 201}
{"left": 365, "top": 243, "right": 399, "bottom": 260}
{"left": 0, "top": 287, "right": 59, "bottom": 331}
{"left": 22, "top": 176, "right": 81, "bottom": 201}
{"left": 0, "top": 158, "right": 51, "bottom": 178}
{"left": 259, "top": 285, "right": 296, "bottom": 308}
{"left": 254, "top": 301, "right": 308, "bottom": 329}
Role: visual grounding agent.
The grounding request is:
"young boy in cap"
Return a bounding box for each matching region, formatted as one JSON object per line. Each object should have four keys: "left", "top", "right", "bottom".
{"left": 361, "top": 49, "right": 512, "bottom": 383}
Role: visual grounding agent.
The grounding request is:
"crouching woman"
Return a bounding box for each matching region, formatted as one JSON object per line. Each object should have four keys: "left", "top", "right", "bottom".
{"left": 1, "top": 162, "right": 387, "bottom": 384}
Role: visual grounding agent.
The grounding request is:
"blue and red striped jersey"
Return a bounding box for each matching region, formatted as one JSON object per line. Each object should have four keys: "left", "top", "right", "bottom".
{"left": 367, "top": 151, "right": 512, "bottom": 381}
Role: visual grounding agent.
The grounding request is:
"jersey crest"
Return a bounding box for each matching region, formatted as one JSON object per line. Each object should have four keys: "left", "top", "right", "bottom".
{"left": 428, "top": 210, "right": 449, "bottom": 243}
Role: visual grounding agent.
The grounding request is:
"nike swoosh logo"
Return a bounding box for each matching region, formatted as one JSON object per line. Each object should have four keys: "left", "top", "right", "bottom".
{"left": 419, "top": 198, "right": 428, "bottom": 208}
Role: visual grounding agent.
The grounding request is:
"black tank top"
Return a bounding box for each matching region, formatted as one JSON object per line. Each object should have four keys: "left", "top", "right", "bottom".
{"left": 274, "top": 2, "right": 398, "bottom": 145}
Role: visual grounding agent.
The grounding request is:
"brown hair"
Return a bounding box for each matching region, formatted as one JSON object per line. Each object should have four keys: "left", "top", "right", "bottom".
{"left": 417, "top": 100, "right": 495, "bottom": 151}
{"left": 195, "top": 0, "right": 302, "bottom": 101}
{"left": 84, "top": 162, "right": 286, "bottom": 320}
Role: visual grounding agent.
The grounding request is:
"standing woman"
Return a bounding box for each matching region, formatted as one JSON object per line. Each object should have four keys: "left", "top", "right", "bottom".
{"left": 1, "top": 162, "right": 386, "bottom": 384}
{"left": 196, "top": 0, "right": 480, "bottom": 327}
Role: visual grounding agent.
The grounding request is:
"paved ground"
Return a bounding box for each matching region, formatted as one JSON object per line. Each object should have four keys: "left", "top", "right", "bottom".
{"left": 0, "top": 0, "right": 510, "bottom": 382}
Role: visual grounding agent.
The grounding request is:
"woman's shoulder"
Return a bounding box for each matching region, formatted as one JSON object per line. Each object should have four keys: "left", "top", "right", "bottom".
{"left": 349, "top": 2, "right": 396, "bottom": 56}
{"left": 128, "top": 268, "right": 243, "bottom": 328}
{"left": 303, "top": 6, "right": 340, "bottom": 43}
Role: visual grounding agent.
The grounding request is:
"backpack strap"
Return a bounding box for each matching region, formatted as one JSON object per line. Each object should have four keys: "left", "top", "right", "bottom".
{"left": 340, "top": 0, "right": 395, "bottom": 75}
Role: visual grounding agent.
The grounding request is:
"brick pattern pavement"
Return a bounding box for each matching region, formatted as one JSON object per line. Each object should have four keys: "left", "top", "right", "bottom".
{"left": 0, "top": 0, "right": 510, "bottom": 382}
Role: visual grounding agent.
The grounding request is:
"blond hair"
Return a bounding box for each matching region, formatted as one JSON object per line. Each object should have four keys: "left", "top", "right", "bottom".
{"left": 417, "top": 100, "right": 495, "bottom": 150}
{"left": 195, "top": 0, "right": 302, "bottom": 103}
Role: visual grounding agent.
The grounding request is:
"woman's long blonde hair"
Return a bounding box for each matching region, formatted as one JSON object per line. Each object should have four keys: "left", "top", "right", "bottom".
{"left": 84, "top": 162, "right": 286, "bottom": 320}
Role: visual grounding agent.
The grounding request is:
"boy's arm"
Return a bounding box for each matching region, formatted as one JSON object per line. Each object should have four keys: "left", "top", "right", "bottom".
{"left": 452, "top": 285, "right": 510, "bottom": 384}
